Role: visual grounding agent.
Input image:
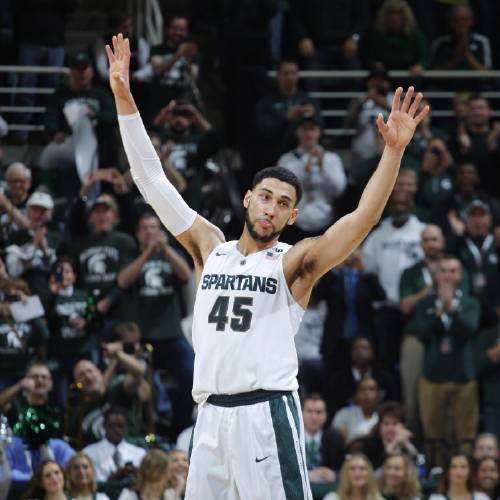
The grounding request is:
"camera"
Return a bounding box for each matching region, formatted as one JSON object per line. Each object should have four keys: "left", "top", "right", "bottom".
{"left": 123, "top": 342, "right": 135, "bottom": 355}
{"left": 2, "top": 292, "right": 19, "bottom": 303}
{"left": 172, "top": 107, "right": 192, "bottom": 118}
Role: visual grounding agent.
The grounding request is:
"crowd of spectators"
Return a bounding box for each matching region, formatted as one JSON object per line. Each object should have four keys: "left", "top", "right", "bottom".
{"left": 1, "top": 0, "right": 500, "bottom": 499}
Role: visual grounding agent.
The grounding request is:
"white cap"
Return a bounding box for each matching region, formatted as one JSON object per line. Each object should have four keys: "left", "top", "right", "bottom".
{"left": 27, "top": 191, "right": 54, "bottom": 210}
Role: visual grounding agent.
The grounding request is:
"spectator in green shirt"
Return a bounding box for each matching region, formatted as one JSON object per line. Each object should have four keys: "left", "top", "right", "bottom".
{"left": 367, "top": 0, "right": 427, "bottom": 74}
{"left": 118, "top": 212, "right": 193, "bottom": 439}
{"left": 475, "top": 324, "right": 500, "bottom": 437}
{"left": 407, "top": 255, "right": 480, "bottom": 467}
{"left": 415, "top": 137, "right": 455, "bottom": 219}
{"left": 47, "top": 256, "right": 91, "bottom": 406}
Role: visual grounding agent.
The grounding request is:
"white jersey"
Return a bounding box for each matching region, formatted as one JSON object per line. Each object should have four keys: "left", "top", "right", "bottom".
{"left": 191, "top": 240, "right": 304, "bottom": 403}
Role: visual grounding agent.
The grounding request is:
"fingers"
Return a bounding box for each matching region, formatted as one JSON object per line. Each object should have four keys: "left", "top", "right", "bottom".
{"left": 414, "top": 104, "right": 430, "bottom": 126}
{"left": 391, "top": 87, "right": 403, "bottom": 113}
{"left": 124, "top": 37, "right": 131, "bottom": 59}
{"left": 112, "top": 35, "right": 118, "bottom": 57}
{"left": 111, "top": 33, "right": 129, "bottom": 59}
{"left": 105, "top": 44, "right": 115, "bottom": 63}
{"left": 376, "top": 113, "right": 388, "bottom": 135}
{"left": 116, "top": 33, "right": 123, "bottom": 60}
{"left": 408, "top": 92, "right": 423, "bottom": 117}
{"left": 401, "top": 86, "right": 414, "bottom": 113}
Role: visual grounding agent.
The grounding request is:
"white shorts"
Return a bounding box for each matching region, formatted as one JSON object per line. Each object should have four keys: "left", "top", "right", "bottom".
{"left": 185, "top": 390, "right": 312, "bottom": 500}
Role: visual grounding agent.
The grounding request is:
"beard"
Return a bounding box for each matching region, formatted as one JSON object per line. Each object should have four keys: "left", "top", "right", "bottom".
{"left": 244, "top": 208, "right": 286, "bottom": 243}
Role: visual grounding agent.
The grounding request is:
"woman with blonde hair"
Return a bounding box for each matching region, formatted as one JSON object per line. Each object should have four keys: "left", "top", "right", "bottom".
{"left": 163, "top": 449, "right": 188, "bottom": 500}
{"left": 324, "top": 453, "right": 383, "bottom": 500}
{"left": 65, "top": 453, "right": 110, "bottom": 500}
{"left": 367, "top": 0, "right": 427, "bottom": 74}
{"left": 379, "top": 453, "right": 421, "bottom": 500}
{"left": 118, "top": 449, "right": 170, "bottom": 500}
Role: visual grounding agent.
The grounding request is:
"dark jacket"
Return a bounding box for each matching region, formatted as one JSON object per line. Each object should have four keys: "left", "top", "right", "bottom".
{"left": 315, "top": 268, "right": 386, "bottom": 359}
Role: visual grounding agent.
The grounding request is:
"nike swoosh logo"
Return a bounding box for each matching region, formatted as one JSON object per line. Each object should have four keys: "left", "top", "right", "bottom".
{"left": 215, "top": 252, "right": 227, "bottom": 256}
{"left": 255, "top": 456, "right": 270, "bottom": 463}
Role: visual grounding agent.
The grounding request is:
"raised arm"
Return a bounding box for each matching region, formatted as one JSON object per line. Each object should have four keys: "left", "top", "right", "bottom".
{"left": 106, "top": 34, "right": 224, "bottom": 273}
{"left": 286, "top": 87, "right": 429, "bottom": 304}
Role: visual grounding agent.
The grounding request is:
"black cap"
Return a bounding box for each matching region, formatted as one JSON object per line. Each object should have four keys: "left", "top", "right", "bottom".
{"left": 467, "top": 200, "right": 491, "bottom": 216}
{"left": 69, "top": 51, "right": 91, "bottom": 70}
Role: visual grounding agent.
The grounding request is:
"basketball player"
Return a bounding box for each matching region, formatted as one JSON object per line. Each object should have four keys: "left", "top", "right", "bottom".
{"left": 106, "top": 34, "right": 428, "bottom": 500}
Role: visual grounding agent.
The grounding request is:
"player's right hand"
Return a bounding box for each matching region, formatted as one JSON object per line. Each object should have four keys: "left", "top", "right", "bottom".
{"left": 105, "top": 33, "right": 131, "bottom": 99}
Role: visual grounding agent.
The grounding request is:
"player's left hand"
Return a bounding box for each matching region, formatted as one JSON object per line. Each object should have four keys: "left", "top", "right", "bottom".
{"left": 376, "top": 87, "right": 429, "bottom": 151}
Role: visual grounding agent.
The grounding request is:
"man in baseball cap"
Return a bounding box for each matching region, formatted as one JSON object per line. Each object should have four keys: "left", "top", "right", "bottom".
{"left": 27, "top": 192, "right": 54, "bottom": 211}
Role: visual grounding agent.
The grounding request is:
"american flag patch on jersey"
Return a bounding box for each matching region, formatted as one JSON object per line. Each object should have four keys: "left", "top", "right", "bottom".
{"left": 265, "top": 251, "right": 279, "bottom": 260}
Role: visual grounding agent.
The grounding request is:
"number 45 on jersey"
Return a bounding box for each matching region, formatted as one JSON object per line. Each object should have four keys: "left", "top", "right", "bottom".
{"left": 208, "top": 296, "right": 254, "bottom": 333}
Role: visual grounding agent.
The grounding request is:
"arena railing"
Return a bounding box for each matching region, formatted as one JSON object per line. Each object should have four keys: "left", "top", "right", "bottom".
{"left": 1, "top": 67, "right": 500, "bottom": 134}
{"left": 268, "top": 69, "right": 500, "bottom": 137}
{"left": 0, "top": 65, "right": 68, "bottom": 132}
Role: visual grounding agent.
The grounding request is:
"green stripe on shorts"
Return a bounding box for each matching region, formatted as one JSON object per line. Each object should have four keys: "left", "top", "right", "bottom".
{"left": 286, "top": 394, "right": 308, "bottom": 481}
{"left": 269, "top": 396, "right": 305, "bottom": 500}
{"left": 188, "top": 424, "right": 195, "bottom": 464}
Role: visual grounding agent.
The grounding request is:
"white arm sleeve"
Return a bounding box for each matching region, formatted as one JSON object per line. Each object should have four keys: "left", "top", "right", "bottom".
{"left": 118, "top": 112, "right": 197, "bottom": 236}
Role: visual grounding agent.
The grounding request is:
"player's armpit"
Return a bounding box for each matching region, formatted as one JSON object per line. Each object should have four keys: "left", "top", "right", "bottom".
{"left": 176, "top": 214, "right": 226, "bottom": 268}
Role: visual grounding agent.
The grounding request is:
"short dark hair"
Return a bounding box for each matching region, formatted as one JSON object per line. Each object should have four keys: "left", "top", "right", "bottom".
{"left": 303, "top": 392, "right": 326, "bottom": 406}
{"left": 278, "top": 57, "right": 299, "bottom": 71}
{"left": 251, "top": 166, "right": 302, "bottom": 205}
{"left": 135, "top": 210, "right": 159, "bottom": 231}
{"left": 379, "top": 401, "right": 406, "bottom": 424}
{"left": 468, "top": 93, "right": 489, "bottom": 107}
{"left": 104, "top": 406, "right": 128, "bottom": 425}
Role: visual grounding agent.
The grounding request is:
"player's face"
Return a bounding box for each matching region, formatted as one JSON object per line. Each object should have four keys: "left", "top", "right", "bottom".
{"left": 243, "top": 178, "right": 298, "bottom": 243}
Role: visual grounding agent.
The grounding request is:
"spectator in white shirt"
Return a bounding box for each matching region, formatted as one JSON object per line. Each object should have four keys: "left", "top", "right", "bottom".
{"left": 83, "top": 406, "right": 146, "bottom": 482}
{"left": 362, "top": 191, "right": 425, "bottom": 370}
{"left": 332, "top": 377, "right": 379, "bottom": 447}
{"left": 278, "top": 115, "right": 347, "bottom": 243}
